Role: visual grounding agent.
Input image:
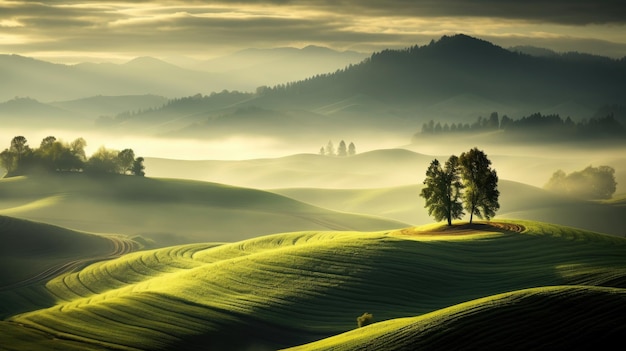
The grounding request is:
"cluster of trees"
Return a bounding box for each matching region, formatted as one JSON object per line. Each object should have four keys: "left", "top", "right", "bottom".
{"left": 545, "top": 165, "right": 617, "bottom": 199}
{"left": 420, "top": 148, "right": 499, "bottom": 225}
{"left": 0, "top": 136, "right": 145, "bottom": 177}
{"left": 319, "top": 140, "right": 356, "bottom": 157}
{"left": 416, "top": 112, "right": 625, "bottom": 140}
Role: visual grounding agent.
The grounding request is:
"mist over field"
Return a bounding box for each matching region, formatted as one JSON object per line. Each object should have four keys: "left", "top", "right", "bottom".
{"left": 1, "top": 3, "right": 626, "bottom": 348}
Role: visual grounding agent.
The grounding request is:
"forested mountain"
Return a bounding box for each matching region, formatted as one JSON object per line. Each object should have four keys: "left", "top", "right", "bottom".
{"left": 258, "top": 34, "right": 626, "bottom": 111}
{"left": 110, "top": 35, "right": 626, "bottom": 139}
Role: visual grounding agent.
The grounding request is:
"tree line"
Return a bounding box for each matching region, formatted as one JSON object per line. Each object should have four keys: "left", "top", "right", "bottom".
{"left": 319, "top": 140, "right": 356, "bottom": 157}
{"left": 415, "top": 112, "right": 625, "bottom": 140}
{"left": 0, "top": 136, "right": 145, "bottom": 177}
{"left": 420, "top": 148, "right": 499, "bottom": 225}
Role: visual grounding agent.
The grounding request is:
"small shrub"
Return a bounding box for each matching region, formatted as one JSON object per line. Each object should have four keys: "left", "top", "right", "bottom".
{"left": 357, "top": 312, "right": 374, "bottom": 328}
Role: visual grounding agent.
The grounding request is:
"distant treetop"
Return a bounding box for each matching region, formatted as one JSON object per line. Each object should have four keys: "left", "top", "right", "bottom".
{"left": 0, "top": 135, "right": 145, "bottom": 178}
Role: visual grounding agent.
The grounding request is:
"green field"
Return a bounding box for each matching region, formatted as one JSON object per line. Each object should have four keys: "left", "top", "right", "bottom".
{"left": 0, "top": 215, "right": 138, "bottom": 318}
{"left": 0, "top": 174, "right": 406, "bottom": 246}
{"left": 2, "top": 219, "right": 625, "bottom": 350}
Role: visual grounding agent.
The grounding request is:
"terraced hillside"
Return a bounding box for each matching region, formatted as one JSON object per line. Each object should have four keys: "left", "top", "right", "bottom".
{"left": 3, "top": 220, "right": 625, "bottom": 350}
{"left": 0, "top": 174, "right": 406, "bottom": 246}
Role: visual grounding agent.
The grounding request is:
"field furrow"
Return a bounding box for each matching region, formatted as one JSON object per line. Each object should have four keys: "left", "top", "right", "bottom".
{"left": 6, "top": 220, "right": 626, "bottom": 350}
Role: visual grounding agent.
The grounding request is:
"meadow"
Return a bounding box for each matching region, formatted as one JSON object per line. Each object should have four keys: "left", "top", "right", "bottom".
{"left": 1, "top": 219, "right": 625, "bottom": 350}
{"left": 0, "top": 173, "right": 406, "bottom": 246}
{"left": 0, "top": 143, "right": 624, "bottom": 350}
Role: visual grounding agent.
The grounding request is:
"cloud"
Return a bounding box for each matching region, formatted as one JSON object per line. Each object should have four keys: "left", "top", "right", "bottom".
{"left": 0, "top": 0, "right": 624, "bottom": 61}
{"left": 179, "top": 0, "right": 626, "bottom": 25}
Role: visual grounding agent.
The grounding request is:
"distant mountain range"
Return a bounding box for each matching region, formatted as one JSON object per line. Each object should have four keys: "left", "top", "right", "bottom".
{"left": 2, "top": 34, "right": 625, "bottom": 139}
{"left": 0, "top": 46, "right": 368, "bottom": 102}
{"left": 176, "top": 45, "right": 368, "bottom": 89}
{"left": 112, "top": 35, "right": 626, "bottom": 139}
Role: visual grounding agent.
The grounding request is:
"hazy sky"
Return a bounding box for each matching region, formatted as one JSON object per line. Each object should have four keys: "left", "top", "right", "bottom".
{"left": 1, "top": 0, "right": 625, "bottom": 63}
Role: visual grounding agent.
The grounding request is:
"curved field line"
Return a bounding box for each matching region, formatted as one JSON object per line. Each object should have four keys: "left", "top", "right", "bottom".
{"left": 397, "top": 222, "right": 526, "bottom": 237}
{"left": 0, "top": 236, "right": 136, "bottom": 292}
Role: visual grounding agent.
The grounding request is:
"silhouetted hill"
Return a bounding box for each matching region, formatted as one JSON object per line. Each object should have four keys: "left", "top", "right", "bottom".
{"left": 261, "top": 34, "right": 626, "bottom": 110}
{"left": 51, "top": 94, "right": 168, "bottom": 120}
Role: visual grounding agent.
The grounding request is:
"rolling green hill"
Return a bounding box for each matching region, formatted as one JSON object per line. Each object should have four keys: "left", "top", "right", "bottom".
{"left": 0, "top": 215, "right": 137, "bottom": 318}
{"left": 284, "top": 285, "right": 626, "bottom": 351}
{"left": 3, "top": 220, "right": 625, "bottom": 350}
{"left": 0, "top": 174, "right": 407, "bottom": 246}
{"left": 144, "top": 148, "right": 433, "bottom": 189}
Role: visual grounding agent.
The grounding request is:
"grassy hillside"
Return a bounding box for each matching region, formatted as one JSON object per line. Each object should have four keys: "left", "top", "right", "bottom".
{"left": 3, "top": 220, "right": 625, "bottom": 350}
{"left": 273, "top": 180, "right": 626, "bottom": 236}
{"left": 144, "top": 148, "right": 432, "bottom": 189}
{"left": 0, "top": 215, "right": 137, "bottom": 318}
{"left": 284, "top": 285, "right": 626, "bottom": 351}
{"left": 0, "top": 174, "right": 407, "bottom": 246}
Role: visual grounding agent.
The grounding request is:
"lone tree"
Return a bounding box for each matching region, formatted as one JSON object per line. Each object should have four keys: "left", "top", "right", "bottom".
{"left": 459, "top": 148, "right": 500, "bottom": 223}
{"left": 325, "top": 140, "right": 335, "bottom": 156}
{"left": 348, "top": 142, "right": 356, "bottom": 156}
{"left": 420, "top": 156, "right": 464, "bottom": 225}
{"left": 337, "top": 140, "right": 347, "bottom": 157}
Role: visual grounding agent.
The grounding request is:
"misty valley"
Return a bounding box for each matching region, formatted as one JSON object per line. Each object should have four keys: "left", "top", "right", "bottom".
{"left": 1, "top": 34, "right": 626, "bottom": 350}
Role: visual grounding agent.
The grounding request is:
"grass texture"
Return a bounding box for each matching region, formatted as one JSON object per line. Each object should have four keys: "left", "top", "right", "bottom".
{"left": 0, "top": 215, "right": 137, "bottom": 318}
{"left": 2, "top": 219, "right": 625, "bottom": 350}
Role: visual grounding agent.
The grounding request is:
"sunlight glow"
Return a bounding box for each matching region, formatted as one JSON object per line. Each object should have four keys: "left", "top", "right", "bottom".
{"left": 2, "top": 1, "right": 624, "bottom": 60}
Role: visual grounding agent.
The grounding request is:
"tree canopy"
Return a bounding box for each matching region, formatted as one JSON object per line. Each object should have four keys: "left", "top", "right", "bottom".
{"left": 421, "top": 148, "right": 499, "bottom": 225}
{"left": 319, "top": 140, "right": 357, "bottom": 157}
{"left": 0, "top": 135, "right": 145, "bottom": 177}
{"left": 420, "top": 156, "right": 464, "bottom": 226}
{"left": 459, "top": 148, "right": 500, "bottom": 223}
{"left": 545, "top": 165, "right": 616, "bottom": 199}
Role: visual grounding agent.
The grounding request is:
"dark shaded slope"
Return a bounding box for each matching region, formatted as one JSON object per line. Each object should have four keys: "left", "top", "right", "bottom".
{"left": 286, "top": 286, "right": 626, "bottom": 351}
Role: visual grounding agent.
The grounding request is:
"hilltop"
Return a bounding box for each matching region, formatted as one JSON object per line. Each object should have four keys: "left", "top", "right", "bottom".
{"left": 2, "top": 220, "right": 625, "bottom": 350}
{"left": 273, "top": 180, "right": 626, "bottom": 236}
